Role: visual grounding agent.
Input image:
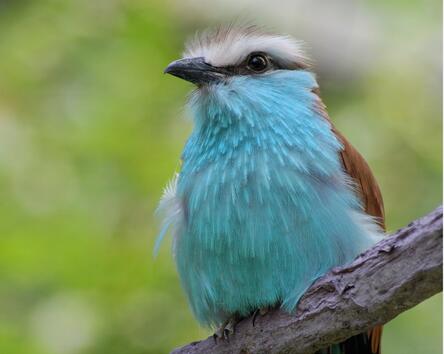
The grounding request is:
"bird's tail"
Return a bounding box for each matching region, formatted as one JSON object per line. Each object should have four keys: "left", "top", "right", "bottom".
{"left": 316, "top": 327, "right": 382, "bottom": 354}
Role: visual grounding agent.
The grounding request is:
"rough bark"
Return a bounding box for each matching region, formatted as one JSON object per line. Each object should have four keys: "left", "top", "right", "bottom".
{"left": 172, "top": 206, "right": 443, "bottom": 354}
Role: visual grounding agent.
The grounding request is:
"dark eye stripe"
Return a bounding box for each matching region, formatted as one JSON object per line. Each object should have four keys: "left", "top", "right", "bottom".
{"left": 212, "top": 52, "right": 308, "bottom": 77}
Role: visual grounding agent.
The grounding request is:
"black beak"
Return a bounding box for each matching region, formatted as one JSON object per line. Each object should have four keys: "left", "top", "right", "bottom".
{"left": 164, "top": 57, "right": 227, "bottom": 85}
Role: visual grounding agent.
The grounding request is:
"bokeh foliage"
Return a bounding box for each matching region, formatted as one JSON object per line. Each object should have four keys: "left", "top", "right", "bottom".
{"left": 0, "top": 1, "right": 441, "bottom": 354}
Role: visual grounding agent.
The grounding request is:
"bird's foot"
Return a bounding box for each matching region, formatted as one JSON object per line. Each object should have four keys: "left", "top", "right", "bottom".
{"left": 252, "top": 306, "right": 271, "bottom": 327}
{"left": 213, "top": 315, "right": 240, "bottom": 342}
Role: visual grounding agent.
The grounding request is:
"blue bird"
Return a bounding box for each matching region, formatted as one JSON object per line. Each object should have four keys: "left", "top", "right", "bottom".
{"left": 158, "top": 25, "right": 385, "bottom": 354}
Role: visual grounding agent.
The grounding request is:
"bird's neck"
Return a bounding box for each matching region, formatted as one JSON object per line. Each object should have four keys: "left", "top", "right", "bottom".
{"left": 181, "top": 71, "right": 343, "bottom": 177}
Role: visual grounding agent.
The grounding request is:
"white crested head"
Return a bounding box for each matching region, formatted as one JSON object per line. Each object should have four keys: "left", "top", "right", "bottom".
{"left": 183, "top": 25, "right": 309, "bottom": 69}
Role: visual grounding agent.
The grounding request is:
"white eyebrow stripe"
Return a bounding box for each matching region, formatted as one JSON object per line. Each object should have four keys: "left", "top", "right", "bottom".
{"left": 183, "top": 27, "right": 309, "bottom": 68}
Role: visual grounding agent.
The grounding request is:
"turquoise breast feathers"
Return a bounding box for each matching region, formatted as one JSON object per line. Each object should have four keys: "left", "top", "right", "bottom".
{"left": 157, "top": 70, "right": 382, "bottom": 327}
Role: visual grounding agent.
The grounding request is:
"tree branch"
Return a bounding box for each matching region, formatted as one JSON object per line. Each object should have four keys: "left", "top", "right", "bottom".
{"left": 172, "top": 206, "right": 443, "bottom": 354}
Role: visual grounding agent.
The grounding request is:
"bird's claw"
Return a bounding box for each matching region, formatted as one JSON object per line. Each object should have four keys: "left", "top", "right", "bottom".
{"left": 213, "top": 316, "right": 239, "bottom": 342}
{"left": 252, "top": 306, "right": 270, "bottom": 327}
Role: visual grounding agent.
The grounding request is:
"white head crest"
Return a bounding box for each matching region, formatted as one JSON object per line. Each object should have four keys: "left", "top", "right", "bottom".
{"left": 183, "top": 25, "right": 309, "bottom": 69}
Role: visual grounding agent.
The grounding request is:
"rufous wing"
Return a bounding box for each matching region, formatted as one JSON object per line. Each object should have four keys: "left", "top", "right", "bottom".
{"left": 334, "top": 127, "right": 385, "bottom": 354}
{"left": 314, "top": 89, "right": 385, "bottom": 354}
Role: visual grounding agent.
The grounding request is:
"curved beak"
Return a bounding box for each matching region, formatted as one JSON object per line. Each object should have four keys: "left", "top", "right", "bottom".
{"left": 164, "top": 57, "right": 228, "bottom": 85}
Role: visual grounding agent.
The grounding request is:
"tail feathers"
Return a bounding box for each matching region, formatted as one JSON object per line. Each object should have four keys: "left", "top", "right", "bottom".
{"left": 316, "top": 330, "right": 381, "bottom": 354}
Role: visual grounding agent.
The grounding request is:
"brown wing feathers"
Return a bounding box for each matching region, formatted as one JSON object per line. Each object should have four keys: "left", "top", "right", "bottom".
{"left": 336, "top": 129, "right": 384, "bottom": 354}
{"left": 313, "top": 90, "right": 385, "bottom": 354}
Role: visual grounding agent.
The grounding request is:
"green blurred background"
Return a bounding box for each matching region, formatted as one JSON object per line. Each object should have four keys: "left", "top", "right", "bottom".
{"left": 0, "top": 0, "right": 441, "bottom": 353}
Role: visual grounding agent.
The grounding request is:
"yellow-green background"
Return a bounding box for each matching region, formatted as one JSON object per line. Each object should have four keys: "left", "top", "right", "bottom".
{"left": 0, "top": 1, "right": 441, "bottom": 353}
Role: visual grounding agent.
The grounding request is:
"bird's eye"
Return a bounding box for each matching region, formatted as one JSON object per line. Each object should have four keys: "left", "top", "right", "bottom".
{"left": 247, "top": 54, "right": 268, "bottom": 72}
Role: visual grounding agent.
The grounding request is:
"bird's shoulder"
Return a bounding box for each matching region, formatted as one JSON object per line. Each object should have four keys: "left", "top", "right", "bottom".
{"left": 312, "top": 88, "right": 385, "bottom": 230}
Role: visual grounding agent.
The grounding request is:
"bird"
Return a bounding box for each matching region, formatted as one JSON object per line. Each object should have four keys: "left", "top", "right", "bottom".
{"left": 157, "top": 25, "right": 386, "bottom": 354}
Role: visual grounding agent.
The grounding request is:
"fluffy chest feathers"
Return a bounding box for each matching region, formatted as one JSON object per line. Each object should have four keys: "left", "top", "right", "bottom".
{"left": 159, "top": 70, "right": 382, "bottom": 327}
